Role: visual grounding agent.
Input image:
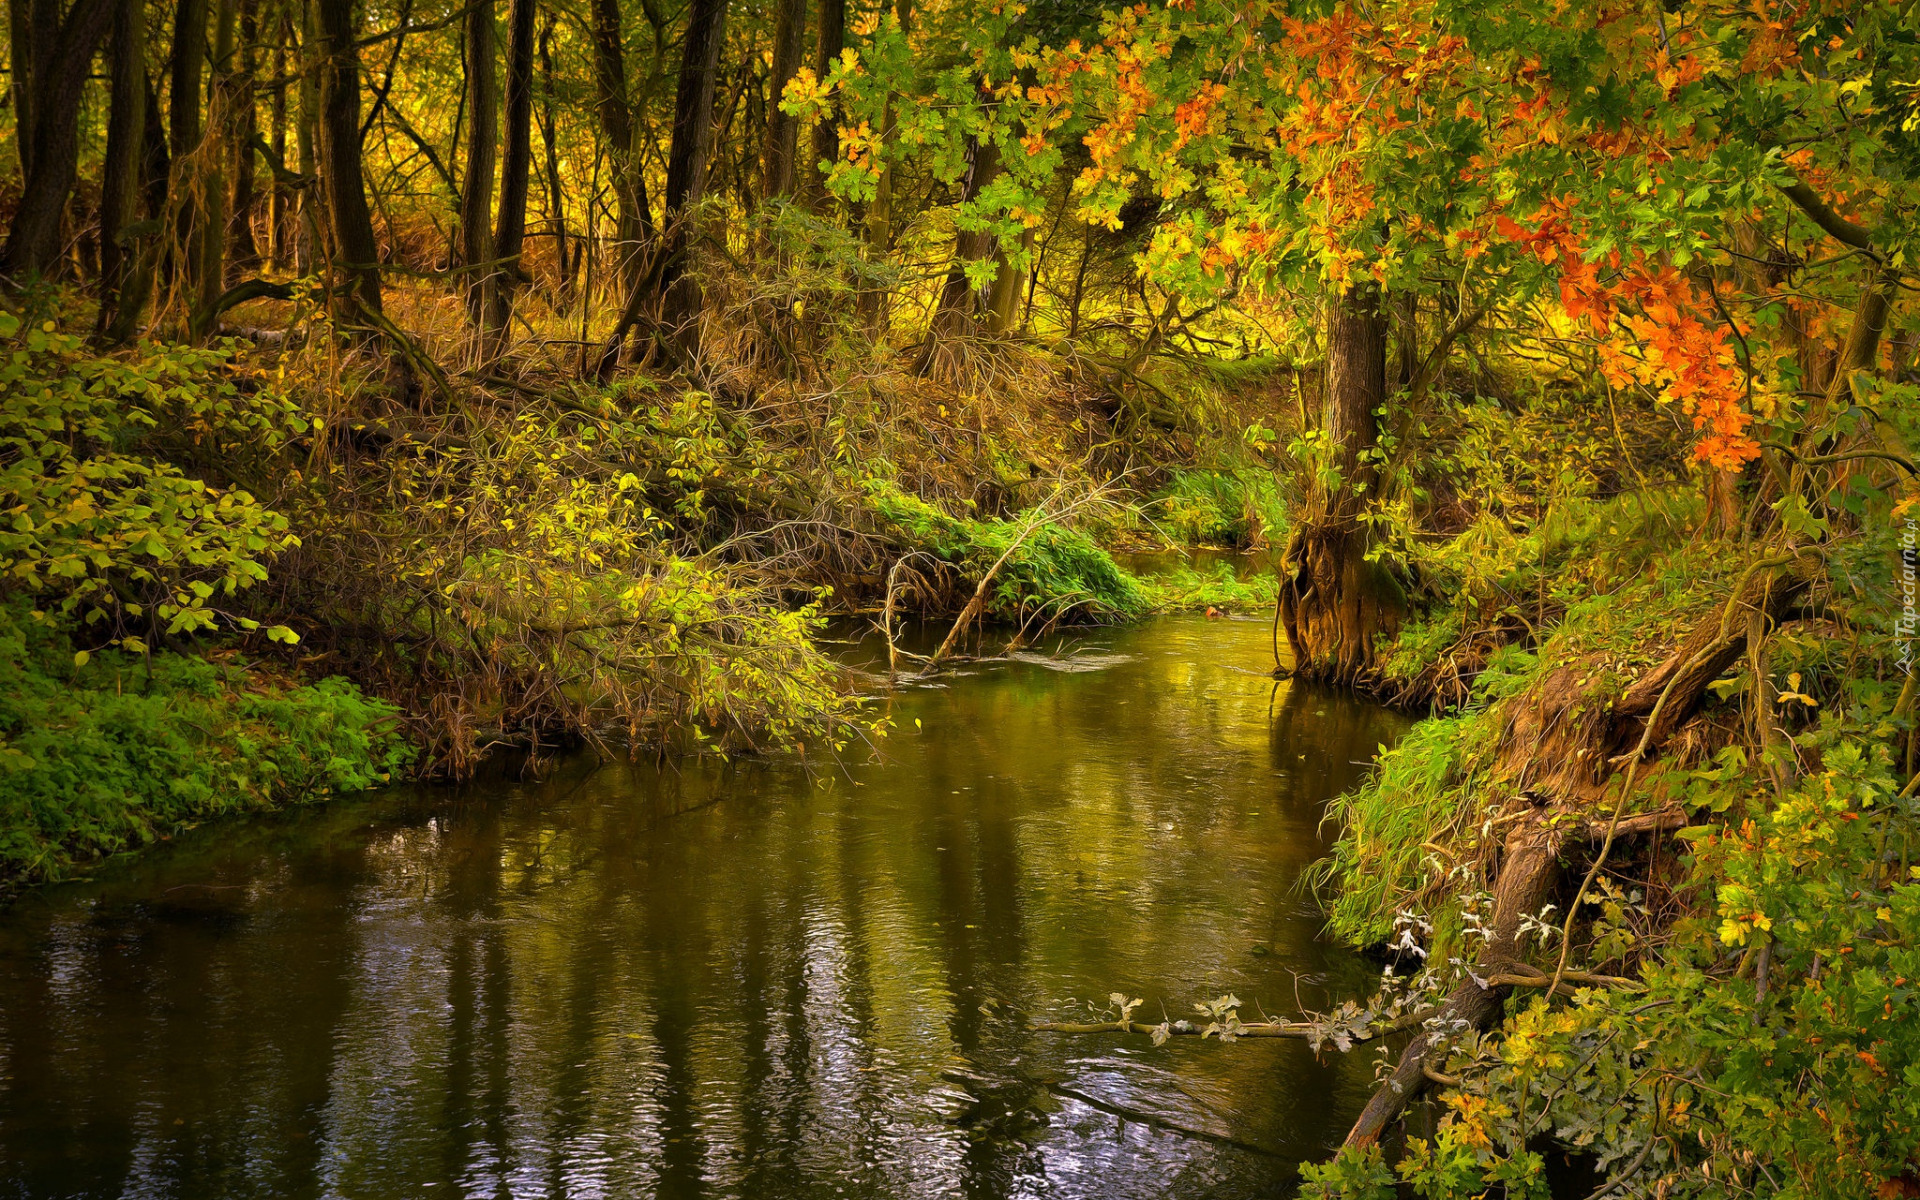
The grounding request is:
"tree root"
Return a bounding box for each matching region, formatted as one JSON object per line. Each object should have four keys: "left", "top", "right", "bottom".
{"left": 1345, "top": 559, "right": 1810, "bottom": 1149}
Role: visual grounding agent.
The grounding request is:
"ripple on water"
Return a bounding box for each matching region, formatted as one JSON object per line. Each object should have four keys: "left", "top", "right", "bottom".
{"left": 0, "top": 614, "right": 1408, "bottom": 1200}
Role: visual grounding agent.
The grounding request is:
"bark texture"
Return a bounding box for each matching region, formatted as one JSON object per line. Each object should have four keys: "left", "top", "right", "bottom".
{"left": 96, "top": 0, "right": 146, "bottom": 325}
{"left": 314, "top": 0, "right": 383, "bottom": 319}
{"left": 460, "top": 0, "right": 499, "bottom": 325}
{"left": 761, "top": 0, "right": 806, "bottom": 201}
{"left": 483, "top": 0, "right": 536, "bottom": 352}
{"left": 1, "top": 0, "right": 115, "bottom": 278}
{"left": 1277, "top": 285, "right": 1402, "bottom": 683}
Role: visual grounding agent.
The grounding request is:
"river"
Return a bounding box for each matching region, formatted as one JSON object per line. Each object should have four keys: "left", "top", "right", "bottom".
{"left": 0, "top": 612, "right": 1407, "bottom": 1199}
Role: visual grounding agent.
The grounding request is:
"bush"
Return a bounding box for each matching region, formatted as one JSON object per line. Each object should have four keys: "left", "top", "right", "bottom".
{"left": 0, "top": 312, "right": 307, "bottom": 652}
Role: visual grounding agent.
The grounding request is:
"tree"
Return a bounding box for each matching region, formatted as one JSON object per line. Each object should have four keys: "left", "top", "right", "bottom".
{"left": 460, "top": 0, "right": 499, "bottom": 328}
{"left": 95, "top": 0, "right": 146, "bottom": 328}
{"left": 313, "top": 0, "right": 383, "bottom": 321}
{"left": 484, "top": 0, "right": 537, "bottom": 354}
{"left": 760, "top": 0, "right": 806, "bottom": 201}
{"left": 0, "top": 0, "right": 114, "bottom": 278}
{"left": 1277, "top": 285, "right": 1401, "bottom": 683}
{"left": 807, "top": 0, "right": 844, "bottom": 205}
{"left": 589, "top": 0, "right": 652, "bottom": 308}
{"left": 227, "top": 0, "right": 262, "bottom": 272}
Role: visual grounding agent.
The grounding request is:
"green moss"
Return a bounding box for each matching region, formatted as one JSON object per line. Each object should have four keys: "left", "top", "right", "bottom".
{"left": 865, "top": 479, "right": 1151, "bottom": 621}
{"left": 0, "top": 604, "right": 412, "bottom": 889}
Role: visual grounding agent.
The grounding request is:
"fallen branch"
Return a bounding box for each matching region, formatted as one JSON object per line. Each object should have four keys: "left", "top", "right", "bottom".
{"left": 926, "top": 488, "right": 1070, "bottom": 668}
{"left": 1032, "top": 1006, "right": 1434, "bottom": 1041}
{"left": 922, "top": 479, "right": 1118, "bottom": 671}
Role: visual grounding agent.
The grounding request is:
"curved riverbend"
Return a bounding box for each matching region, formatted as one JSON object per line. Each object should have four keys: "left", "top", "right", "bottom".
{"left": 0, "top": 615, "right": 1407, "bottom": 1199}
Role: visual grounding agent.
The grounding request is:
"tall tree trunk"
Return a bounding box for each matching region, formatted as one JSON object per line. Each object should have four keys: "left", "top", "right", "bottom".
{"left": 760, "top": 0, "right": 805, "bottom": 202}
{"left": 8, "top": 0, "right": 33, "bottom": 181}
{"left": 96, "top": 0, "right": 144, "bottom": 326}
{"left": 460, "top": 0, "right": 498, "bottom": 327}
{"left": 227, "top": 0, "right": 261, "bottom": 272}
{"left": 1277, "top": 284, "right": 1402, "bottom": 683}
{"left": 915, "top": 127, "right": 998, "bottom": 371}
{"left": 313, "top": 0, "right": 382, "bottom": 319}
{"left": 536, "top": 8, "right": 570, "bottom": 297}
{"left": 167, "top": 0, "right": 209, "bottom": 296}
{"left": 482, "top": 0, "right": 533, "bottom": 353}
{"left": 267, "top": 6, "right": 290, "bottom": 268}
{"left": 294, "top": 0, "right": 319, "bottom": 274}
{"left": 589, "top": 0, "right": 649, "bottom": 307}
{"left": 654, "top": 0, "right": 726, "bottom": 346}
{"left": 1, "top": 0, "right": 114, "bottom": 278}
{"left": 9, "top": 0, "right": 57, "bottom": 181}
{"left": 140, "top": 75, "right": 169, "bottom": 229}
{"left": 807, "top": 0, "right": 844, "bottom": 205}
{"left": 192, "top": 0, "right": 236, "bottom": 333}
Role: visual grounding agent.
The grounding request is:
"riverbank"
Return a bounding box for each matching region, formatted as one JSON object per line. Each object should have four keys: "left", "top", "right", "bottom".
{"left": 0, "top": 300, "right": 1287, "bottom": 891}
{"left": 1294, "top": 487, "right": 1920, "bottom": 1196}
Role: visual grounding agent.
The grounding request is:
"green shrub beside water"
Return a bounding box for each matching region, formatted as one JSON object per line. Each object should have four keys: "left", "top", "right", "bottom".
{"left": 0, "top": 604, "right": 411, "bottom": 888}
{"left": 866, "top": 479, "right": 1152, "bottom": 621}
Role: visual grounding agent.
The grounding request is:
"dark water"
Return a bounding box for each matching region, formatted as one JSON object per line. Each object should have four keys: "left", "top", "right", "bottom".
{"left": 0, "top": 615, "right": 1407, "bottom": 1200}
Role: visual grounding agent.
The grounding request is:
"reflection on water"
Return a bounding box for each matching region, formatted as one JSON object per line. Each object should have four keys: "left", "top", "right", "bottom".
{"left": 0, "top": 615, "right": 1406, "bottom": 1200}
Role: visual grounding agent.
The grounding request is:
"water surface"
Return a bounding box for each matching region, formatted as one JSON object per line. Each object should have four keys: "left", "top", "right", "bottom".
{"left": 0, "top": 615, "right": 1406, "bottom": 1199}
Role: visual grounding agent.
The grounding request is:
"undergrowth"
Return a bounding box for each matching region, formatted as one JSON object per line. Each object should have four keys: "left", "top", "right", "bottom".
{"left": 0, "top": 603, "right": 410, "bottom": 889}
{"left": 1304, "top": 489, "right": 1920, "bottom": 1198}
{"left": 864, "top": 479, "right": 1152, "bottom": 622}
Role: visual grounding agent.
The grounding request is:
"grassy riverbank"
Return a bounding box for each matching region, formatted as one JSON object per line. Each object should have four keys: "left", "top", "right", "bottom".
{"left": 1295, "top": 485, "right": 1920, "bottom": 1194}
{"left": 0, "top": 298, "right": 1284, "bottom": 889}
{"left": 0, "top": 604, "right": 411, "bottom": 891}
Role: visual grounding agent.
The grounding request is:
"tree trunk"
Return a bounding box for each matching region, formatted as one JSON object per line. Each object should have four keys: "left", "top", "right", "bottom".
{"left": 590, "top": 0, "right": 650, "bottom": 308}
{"left": 1394, "top": 292, "right": 1417, "bottom": 389}
{"left": 536, "top": 9, "right": 570, "bottom": 297}
{"left": 915, "top": 127, "right": 999, "bottom": 371}
{"left": 294, "top": 0, "right": 319, "bottom": 273}
{"left": 654, "top": 0, "right": 726, "bottom": 350}
{"left": 313, "top": 0, "right": 382, "bottom": 319}
{"left": 1, "top": 0, "right": 114, "bottom": 279}
{"left": 192, "top": 0, "right": 236, "bottom": 333}
{"left": 1277, "top": 284, "right": 1402, "bottom": 683}
{"left": 460, "top": 0, "right": 498, "bottom": 327}
{"left": 227, "top": 0, "right": 261, "bottom": 273}
{"left": 166, "top": 0, "right": 208, "bottom": 296}
{"left": 482, "top": 0, "right": 534, "bottom": 354}
{"left": 807, "top": 0, "right": 844, "bottom": 205}
{"left": 95, "top": 0, "right": 145, "bottom": 327}
{"left": 986, "top": 225, "right": 1033, "bottom": 335}
{"left": 760, "top": 0, "right": 805, "bottom": 202}
{"left": 8, "top": 0, "right": 39, "bottom": 180}
{"left": 267, "top": 8, "right": 290, "bottom": 268}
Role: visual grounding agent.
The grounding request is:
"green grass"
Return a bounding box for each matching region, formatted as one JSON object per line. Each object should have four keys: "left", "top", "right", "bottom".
{"left": 1140, "top": 560, "right": 1281, "bottom": 611}
{"left": 865, "top": 479, "right": 1152, "bottom": 621}
{"left": 1147, "top": 467, "right": 1289, "bottom": 547}
{"left": 0, "top": 604, "right": 413, "bottom": 889}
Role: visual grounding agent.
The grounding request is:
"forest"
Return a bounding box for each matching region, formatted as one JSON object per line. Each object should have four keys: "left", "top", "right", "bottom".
{"left": 0, "top": 0, "right": 1917, "bottom": 1195}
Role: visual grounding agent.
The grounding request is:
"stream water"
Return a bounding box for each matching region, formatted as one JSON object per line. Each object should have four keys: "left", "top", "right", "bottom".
{"left": 0, "top": 612, "right": 1407, "bottom": 1200}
